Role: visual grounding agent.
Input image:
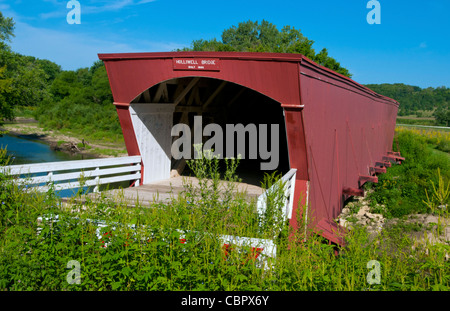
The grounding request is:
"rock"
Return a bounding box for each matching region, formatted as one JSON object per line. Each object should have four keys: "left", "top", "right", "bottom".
{"left": 170, "top": 169, "right": 180, "bottom": 178}
{"left": 339, "top": 218, "right": 349, "bottom": 228}
{"left": 341, "top": 207, "right": 351, "bottom": 215}
{"left": 357, "top": 219, "right": 368, "bottom": 226}
{"left": 357, "top": 206, "right": 369, "bottom": 216}
{"left": 365, "top": 212, "right": 376, "bottom": 219}
{"left": 425, "top": 215, "right": 439, "bottom": 225}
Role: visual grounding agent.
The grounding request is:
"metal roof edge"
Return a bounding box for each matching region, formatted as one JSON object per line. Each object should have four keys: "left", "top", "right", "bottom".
{"left": 98, "top": 51, "right": 399, "bottom": 108}
{"left": 299, "top": 56, "right": 400, "bottom": 107}
{"left": 98, "top": 51, "right": 304, "bottom": 63}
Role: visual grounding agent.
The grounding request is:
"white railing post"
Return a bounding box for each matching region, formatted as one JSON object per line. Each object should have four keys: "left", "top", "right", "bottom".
{"left": 93, "top": 167, "right": 100, "bottom": 193}
{"left": 47, "top": 171, "right": 53, "bottom": 186}
{"left": 287, "top": 171, "right": 296, "bottom": 220}
{"left": 256, "top": 168, "right": 297, "bottom": 223}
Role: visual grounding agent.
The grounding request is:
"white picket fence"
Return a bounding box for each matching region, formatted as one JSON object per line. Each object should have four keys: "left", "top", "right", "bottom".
{"left": 256, "top": 168, "right": 297, "bottom": 221}
{"left": 0, "top": 156, "right": 142, "bottom": 193}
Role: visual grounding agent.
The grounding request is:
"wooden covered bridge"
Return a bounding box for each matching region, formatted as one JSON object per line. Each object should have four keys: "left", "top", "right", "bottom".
{"left": 1, "top": 51, "right": 403, "bottom": 246}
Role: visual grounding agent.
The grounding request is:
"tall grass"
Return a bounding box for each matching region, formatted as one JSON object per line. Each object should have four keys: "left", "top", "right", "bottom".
{"left": 367, "top": 128, "right": 450, "bottom": 218}
{"left": 396, "top": 126, "right": 450, "bottom": 153}
{"left": 0, "top": 146, "right": 449, "bottom": 291}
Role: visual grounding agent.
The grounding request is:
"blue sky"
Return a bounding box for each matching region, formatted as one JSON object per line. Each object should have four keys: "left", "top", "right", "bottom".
{"left": 1, "top": 0, "right": 449, "bottom": 88}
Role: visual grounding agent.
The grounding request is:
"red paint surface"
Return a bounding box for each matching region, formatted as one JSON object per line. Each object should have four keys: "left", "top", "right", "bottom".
{"left": 99, "top": 51, "right": 400, "bottom": 244}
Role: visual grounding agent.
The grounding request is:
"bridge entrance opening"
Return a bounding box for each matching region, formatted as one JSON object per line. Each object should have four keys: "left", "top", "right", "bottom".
{"left": 130, "top": 77, "right": 290, "bottom": 187}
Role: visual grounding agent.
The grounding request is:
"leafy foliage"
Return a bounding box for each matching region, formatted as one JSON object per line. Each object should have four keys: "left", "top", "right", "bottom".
{"left": 0, "top": 11, "right": 14, "bottom": 48}
{"left": 365, "top": 83, "right": 449, "bottom": 122}
{"left": 34, "top": 61, "right": 122, "bottom": 142}
{"left": 180, "top": 20, "right": 352, "bottom": 78}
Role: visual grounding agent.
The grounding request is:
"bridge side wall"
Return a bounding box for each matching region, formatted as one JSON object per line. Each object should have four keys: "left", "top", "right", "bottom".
{"left": 298, "top": 57, "right": 399, "bottom": 226}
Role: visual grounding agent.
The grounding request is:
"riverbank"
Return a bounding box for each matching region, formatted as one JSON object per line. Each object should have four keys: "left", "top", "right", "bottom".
{"left": 1, "top": 117, "right": 127, "bottom": 158}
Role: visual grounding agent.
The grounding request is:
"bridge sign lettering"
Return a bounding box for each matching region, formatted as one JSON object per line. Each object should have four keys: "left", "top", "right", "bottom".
{"left": 173, "top": 58, "right": 221, "bottom": 71}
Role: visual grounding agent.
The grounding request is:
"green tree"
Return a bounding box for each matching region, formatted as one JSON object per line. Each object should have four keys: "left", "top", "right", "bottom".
{"left": 36, "top": 59, "right": 62, "bottom": 83}
{"left": 181, "top": 20, "right": 352, "bottom": 78}
{"left": 0, "top": 65, "right": 13, "bottom": 121}
{"left": 0, "top": 11, "right": 15, "bottom": 50}
{"left": 0, "top": 12, "right": 15, "bottom": 122}
{"left": 365, "top": 83, "right": 449, "bottom": 118}
{"left": 434, "top": 108, "right": 450, "bottom": 127}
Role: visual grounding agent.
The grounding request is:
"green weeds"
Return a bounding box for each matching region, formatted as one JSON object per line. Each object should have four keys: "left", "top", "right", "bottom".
{"left": 366, "top": 129, "right": 450, "bottom": 218}
{"left": 0, "top": 144, "right": 449, "bottom": 291}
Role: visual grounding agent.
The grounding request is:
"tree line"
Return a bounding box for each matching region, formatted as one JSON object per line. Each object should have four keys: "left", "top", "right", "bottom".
{"left": 365, "top": 83, "right": 449, "bottom": 126}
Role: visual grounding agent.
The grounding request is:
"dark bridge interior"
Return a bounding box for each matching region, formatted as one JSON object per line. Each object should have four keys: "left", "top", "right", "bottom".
{"left": 131, "top": 77, "right": 290, "bottom": 186}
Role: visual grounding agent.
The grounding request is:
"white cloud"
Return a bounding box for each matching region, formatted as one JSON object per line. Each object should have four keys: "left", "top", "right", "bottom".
{"left": 40, "top": 0, "right": 157, "bottom": 19}
{"left": 136, "top": 0, "right": 156, "bottom": 4}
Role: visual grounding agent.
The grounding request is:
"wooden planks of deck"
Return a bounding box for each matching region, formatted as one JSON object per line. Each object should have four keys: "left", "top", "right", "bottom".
{"left": 89, "top": 176, "right": 264, "bottom": 207}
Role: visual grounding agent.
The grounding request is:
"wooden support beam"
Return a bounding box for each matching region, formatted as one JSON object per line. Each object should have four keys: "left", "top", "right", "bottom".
{"left": 186, "top": 84, "right": 199, "bottom": 106}
{"left": 172, "top": 83, "right": 185, "bottom": 104}
{"left": 162, "top": 84, "right": 169, "bottom": 102}
{"left": 175, "top": 106, "right": 222, "bottom": 113}
{"left": 387, "top": 151, "right": 402, "bottom": 157}
{"left": 174, "top": 77, "right": 200, "bottom": 106}
{"left": 343, "top": 186, "right": 364, "bottom": 197}
{"left": 375, "top": 161, "right": 391, "bottom": 168}
{"left": 142, "top": 89, "right": 151, "bottom": 102}
{"left": 203, "top": 81, "right": 227, "bottom": 108}
{"left": 227, "top": 87, "right": 246, "bottom": 108}
{"left": 153, "top": 82, "right": 167, "bottom": 103}
{"left": 171, "top": 159, "right": 186, "bottom": 178}
{"left": 383, "top": 155, "right": 405, "bottom": 163}
{"left": 132, "top": 93, "right": 142, "bottom": 103}
{"left": 165, "top": 79, "right": 179, "bottom": 85}
{"left": 385, "top": 154, "right": 405, "bottom": 161}
{"left": 359, "top": 175, "right": 378, "bottom": 184}
{"left": 370, "top": 166, "right": 386, "bottom": 174}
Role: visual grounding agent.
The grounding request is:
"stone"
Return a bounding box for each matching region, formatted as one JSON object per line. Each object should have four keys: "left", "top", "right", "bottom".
{"left": 425, "top": 215, "right": 439, "bottom": 225}
{"left": 365, "top": 212, "right": 376, "bottom": 219}
{"left": 341, "top": 207, "right": 351, "bottom": 215}
{"left": 357, "top": 219, "right": 368, "bottom": 226}
{"left": 357, "top": 206, "right": 369, "bottom": 216}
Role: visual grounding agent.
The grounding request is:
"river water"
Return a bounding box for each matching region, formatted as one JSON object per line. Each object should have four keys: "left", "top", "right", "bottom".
{"left": 0, "top": 133, "right": 94, "bottom": 164}
{"left": 0, "top": 133, "right": 98, "bottom": 197}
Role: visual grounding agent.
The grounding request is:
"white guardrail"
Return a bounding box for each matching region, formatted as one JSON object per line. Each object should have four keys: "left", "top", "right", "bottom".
{"left": 256, "top": 168, "right": 297, "bottom": 221}
{"left": 0, "top": 156, "right": 142, "bottom": 193}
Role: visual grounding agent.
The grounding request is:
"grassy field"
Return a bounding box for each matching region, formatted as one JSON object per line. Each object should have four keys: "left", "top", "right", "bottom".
{"left": 395, "top": 125, "right": 450, "bottom": 153}
{"left": 1, "top": 128, "right": 449, "bottom": 291}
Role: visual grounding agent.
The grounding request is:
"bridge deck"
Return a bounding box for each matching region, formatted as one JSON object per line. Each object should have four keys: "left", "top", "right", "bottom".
{"left": 89, "top": 176, "right": 264, "bottom": 207}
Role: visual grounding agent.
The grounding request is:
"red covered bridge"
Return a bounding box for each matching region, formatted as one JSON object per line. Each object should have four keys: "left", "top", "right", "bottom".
{"left": 98, "top": 51, "right": 402, "bottom": 244}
